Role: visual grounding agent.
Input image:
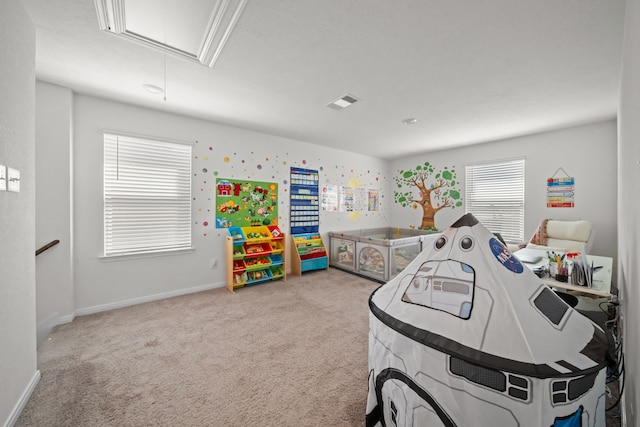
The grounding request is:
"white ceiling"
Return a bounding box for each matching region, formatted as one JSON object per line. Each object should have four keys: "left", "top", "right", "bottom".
{"left": 23, "top": 0, "right": 625, "bottom": 159}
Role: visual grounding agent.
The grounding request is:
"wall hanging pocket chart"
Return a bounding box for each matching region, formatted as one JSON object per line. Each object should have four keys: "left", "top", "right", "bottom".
{"left": 289, "top": 167, "right": 328, "bottom": 275}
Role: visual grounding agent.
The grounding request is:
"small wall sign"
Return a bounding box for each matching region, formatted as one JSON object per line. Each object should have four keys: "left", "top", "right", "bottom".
{"left": 547, "top": 167, "right": 574, "bottom": 208}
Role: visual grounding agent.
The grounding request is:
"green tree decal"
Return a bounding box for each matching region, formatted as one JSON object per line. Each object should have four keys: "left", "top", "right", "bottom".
{"left": 393, "top": 163, "right": 462, "bottom": 230}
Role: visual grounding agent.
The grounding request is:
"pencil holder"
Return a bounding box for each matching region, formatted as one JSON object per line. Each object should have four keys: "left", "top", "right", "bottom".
{"left": 549, "top": 263, "right": 557, "bottom": 278}
{"left": 555, "top": 266, "right": 569, "bottom": 282}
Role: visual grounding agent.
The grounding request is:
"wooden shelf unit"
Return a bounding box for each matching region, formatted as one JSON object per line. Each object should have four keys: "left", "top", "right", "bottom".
{"left": 290, "top": 233, "right": 329, "bottom": 276}
{"left": 225, "top": 225, "right": 286, "bottom": 293}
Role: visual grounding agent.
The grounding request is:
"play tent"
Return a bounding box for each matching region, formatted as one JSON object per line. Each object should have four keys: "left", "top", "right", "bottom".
{"left": 366, "top": 213, "right": 610, "bottom": 427}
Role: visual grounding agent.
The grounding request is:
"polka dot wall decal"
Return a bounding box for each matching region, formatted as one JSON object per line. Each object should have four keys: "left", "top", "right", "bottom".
{"left": 209, "top": 147, "right": 213, "bottom": 150}
{"left": 257, "top": 165, "right": 262, "bottom": 169}
{"left": 302, "top": 160, "right": 307, "bottom": 164}
{"left": 203, "top": 221, "right": 208, "bottom": 226}
{"left": 214, "top": 171, "right": 219, "bottom": 176}
{"left": 242, "top": 160, "right": 245, "bottom": 163}
{"left": 204, "top": 156, "right": 209, "bottom": 160}
{"left": 224, "top": 157, "right": 230, "bottom": 162}
{"left": 202, "top": 168, "right": 208, "bottom": 173}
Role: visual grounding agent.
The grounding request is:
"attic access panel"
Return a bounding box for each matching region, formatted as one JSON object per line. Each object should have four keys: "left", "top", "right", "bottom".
{"left": 95, "top": 0, "right": 248, "bottom": 67}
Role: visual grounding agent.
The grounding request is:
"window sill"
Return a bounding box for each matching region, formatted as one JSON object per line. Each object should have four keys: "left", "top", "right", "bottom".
{"left": 100, "top": 247, "right": 195, "bottom": 262}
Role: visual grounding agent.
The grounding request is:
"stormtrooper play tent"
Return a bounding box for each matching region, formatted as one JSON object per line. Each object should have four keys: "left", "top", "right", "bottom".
{"left": 366, "top": 213, "right": 610, "bottom": 427}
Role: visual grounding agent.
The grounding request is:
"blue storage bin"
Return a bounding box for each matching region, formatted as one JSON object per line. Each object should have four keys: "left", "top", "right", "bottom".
{"left": 301, "top": 257, "right": 328, "bottom": 272}
{"left": 227, "top": 226, "right": 245, "bottom": 245}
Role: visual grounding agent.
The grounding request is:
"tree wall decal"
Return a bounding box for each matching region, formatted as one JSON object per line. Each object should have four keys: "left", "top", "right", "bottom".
{"left": 393, "top": 162, "right": 462, "bottom": 230}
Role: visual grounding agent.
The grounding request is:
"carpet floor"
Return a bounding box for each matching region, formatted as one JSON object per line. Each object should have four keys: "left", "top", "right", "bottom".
{"left": 17, "top": 269, "right": 378, "bottom": 427}
{"left": 16, "top": 267, "right": 622, "bottom": 426}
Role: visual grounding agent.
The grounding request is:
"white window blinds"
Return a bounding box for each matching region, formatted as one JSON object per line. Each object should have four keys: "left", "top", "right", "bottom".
{"left": 465, "top": 158, "right": 525, "bottom": 243}
{"left": 104, "top": 133, "right": 192, "bottom": 257}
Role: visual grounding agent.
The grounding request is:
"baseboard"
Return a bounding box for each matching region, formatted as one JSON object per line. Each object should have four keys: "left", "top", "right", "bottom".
{"left": 37, "top": 313, "right": 76, "bottom": 348}
{"left": 37, "top": 313, "right": 59, "bottom": 348}
{"left": 75, "top": 281, "right": 225, "bottom": 317}
{"left": 3, "top": 370, "right": 40, "bottom": 427}
{"left": 58, "top": 313, "right": 75, "bottom": 324}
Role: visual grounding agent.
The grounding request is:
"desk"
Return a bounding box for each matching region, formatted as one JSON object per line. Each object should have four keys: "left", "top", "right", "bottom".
{"left": 513, "top": 248, "right": 613, "bottom": 298}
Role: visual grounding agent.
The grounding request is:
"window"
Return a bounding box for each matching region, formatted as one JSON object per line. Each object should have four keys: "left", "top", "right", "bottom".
{"left": 103, "top": 132, "right": 192, "bottom": 257}
{"left": 465, "top": 158, "right": 525, "bottom": 243}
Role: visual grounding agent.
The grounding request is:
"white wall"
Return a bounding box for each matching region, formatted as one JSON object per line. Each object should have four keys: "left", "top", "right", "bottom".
{"left": 35, "top": 81, "right": 75, "bottom": 346}
{"left": 0, "top": 1, "right": 39, "bottom": 426}
{"left": 390, "top": 120, "right": 618, "bottom": 260}
{"left": 618, "top": 0, "right": 640, "bottom": 423}
{"left": 70, "top": 94, "right": 389, "bottom": 313}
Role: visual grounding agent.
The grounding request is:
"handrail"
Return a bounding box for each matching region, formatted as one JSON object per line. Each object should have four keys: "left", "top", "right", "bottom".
{"left": 36, "top": 239, "right": 60, "bottom": 256}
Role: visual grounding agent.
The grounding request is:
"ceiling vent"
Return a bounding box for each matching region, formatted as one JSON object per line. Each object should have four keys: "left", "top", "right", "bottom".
{"left": 326, "top": 94, "right": 360, "bottom": 110}
{"left": 93, "top": 0, "right": 248, "bottom": 68}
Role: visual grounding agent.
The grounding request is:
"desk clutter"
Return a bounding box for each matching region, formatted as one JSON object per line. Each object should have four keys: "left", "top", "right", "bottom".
{"left": 514, "top": 247, "right": 613, "bottom": 298}
{"left": 537, "top": 250, "right": 606, "bottom": 288}
{"left": 542, "top": 250, "right": 598, "bottom": 286}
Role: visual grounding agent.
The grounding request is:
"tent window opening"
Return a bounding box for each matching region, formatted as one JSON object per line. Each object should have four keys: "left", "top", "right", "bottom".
{"left": 402, "top": 260, "right": 475, "bottom": 320}
{"left": 103, "top": 132, "right": 192, "bottom": 258}
{"left": 450, "top": 357, "right": 506, "bottom": 392}
{"left": 533, "top": 287, "right": 569, "bottom": 326}
{"left": 465, "top": 158, "right": 525, "bottom": 244}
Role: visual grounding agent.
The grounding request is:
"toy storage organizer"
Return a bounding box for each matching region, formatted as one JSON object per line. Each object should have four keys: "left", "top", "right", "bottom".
{"left": 291, "top": 233, "right": 328, "bottom": 275}
{"left": 225, "top": 225, "right": 286, "bottom": 293}
{"left": 289, "top": 167, "right": 328, "bottom": 275}
{"left": 328, "top": 228, "right": 441, "bottom": 282}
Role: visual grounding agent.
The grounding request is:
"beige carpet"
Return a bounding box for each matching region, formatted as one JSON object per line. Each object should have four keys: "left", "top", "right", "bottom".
{"left": 16, "top": 267, "right": 623, "bottom": 426}
{"left": 17, "top": 268, "right": 379, "bottom": 427}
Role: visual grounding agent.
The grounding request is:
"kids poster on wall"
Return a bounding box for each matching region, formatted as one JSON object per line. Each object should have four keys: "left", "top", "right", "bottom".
{"left": 546, "top": 168, "right": 575, "bottom": 208}
{"left": 215, "top": 178, "right": 278, "bottom": 228}
{"left": 368, "top": 189, "right": 379, "bottom": 212}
